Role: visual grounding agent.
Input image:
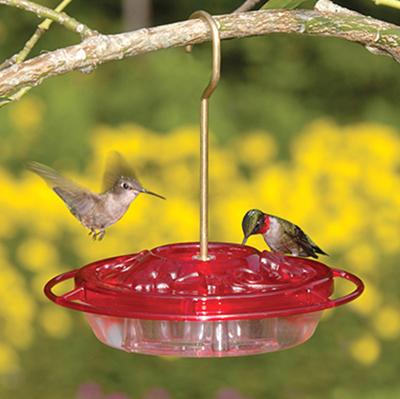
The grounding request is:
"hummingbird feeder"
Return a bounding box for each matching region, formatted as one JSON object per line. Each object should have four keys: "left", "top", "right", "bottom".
{"left": 44, "top": 11, "right": 364, "bottom": 357}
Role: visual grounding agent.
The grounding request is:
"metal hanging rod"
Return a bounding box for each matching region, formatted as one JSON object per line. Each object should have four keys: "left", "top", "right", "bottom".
{"left": 186, "top": 10, "right": 221, "bottom": 261}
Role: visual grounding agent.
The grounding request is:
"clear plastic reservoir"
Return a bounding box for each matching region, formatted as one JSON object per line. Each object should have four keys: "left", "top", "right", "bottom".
{"left": 45, "top": 242, "right": 364, "bottom": 357}
{"left": 86, "top": 312, "right": 322, "bottom": 357}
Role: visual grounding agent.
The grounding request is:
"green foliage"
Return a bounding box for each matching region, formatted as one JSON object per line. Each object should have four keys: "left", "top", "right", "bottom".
{"left": 262, "top": 0, "right": 316, "bottom": 10}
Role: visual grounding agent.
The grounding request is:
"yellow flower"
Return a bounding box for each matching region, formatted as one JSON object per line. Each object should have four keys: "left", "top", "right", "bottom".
{"left": 213, "top": 190, "right": 255, "bottom": 242}
{"left": 256, "top": 164, "right": 291, "bottom": 212}
{"left": 350, "top": 334, "right": 381, "bottom": 365}
{"left": 234, "top": 131, "right": 277, "bottom": 168}
{"left": 373, "top": 306, "right": 400, "bottom": 340}
{"left": 39, "top": 306, "right": 72, "bottom": 338}
{"left": 374, "top": 223, "right": 400, "bottom": 253}
{"left": 9, "top": 96, "right": 44, "bottom": 132}
{"left": 294, "top": 119, "right": 341, "bottom": 169}
{"left": 344, "top": 243, "right": 377, "bottom": 275}
{"left": 31, "top": 269, "right": 64, "bottom": 301}
{"left": 0, "top": 343, "right": 19, "bottom": 374}
{"left": 0, "top": 214, "right": 15, "bottom": 238}
{"left": 4, "top": 320, "right": 33, "bottom": 350}
{"left": 17, "top": 238, "right": 59, "bottom": 272}
{"left": 346, "top": 123, "right": 400, "bottom": 168}
{"left": 161, "top": 197, "right": 197, "bottom": 242}
{"left": 0, "top": 253, "right": 35, "bottom": 354}
{"left": 349, "top": 280, "right": 382, "bottom": 316}
{"left": 161, "top": 127, "right": 199, "bottom": 162}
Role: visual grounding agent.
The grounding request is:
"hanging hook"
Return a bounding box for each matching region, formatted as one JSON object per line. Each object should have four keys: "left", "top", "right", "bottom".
{"left": 186, "top": 11, "right": 221, "bottom": 99}
{"left": 186, "top": 11, "right": 221, "bottom": 261}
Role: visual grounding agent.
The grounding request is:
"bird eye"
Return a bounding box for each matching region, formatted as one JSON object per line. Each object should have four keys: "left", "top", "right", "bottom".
{"left": 122, "top": 182, "right": 130, "bottom": 190}
{"left": 255, "top": 220, "right": 262, "bottom": 231}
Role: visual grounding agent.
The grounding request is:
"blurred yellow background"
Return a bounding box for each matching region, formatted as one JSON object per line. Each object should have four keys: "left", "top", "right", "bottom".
{"left": 1, "top": 99, "right": 400, "bottom": 377}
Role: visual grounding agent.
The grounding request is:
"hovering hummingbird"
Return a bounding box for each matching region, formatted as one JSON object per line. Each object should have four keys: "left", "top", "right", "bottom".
{"left": 28, "top": 152, "right": 165, "bottom": 240}
{"left": 241, "top": 209, "right": 327, "bottom": 259}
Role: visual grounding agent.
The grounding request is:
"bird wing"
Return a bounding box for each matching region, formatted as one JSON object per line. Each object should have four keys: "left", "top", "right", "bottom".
{"left": 284, "top": 221, "right": 327, "bottom": 257}
{"left": 52, "top": 187, "right": 97, "bottom": 221}
{"left": 102, "top": 151, "right": 141, "bottom": 192}
{"left": 28, "top": 161, "right": 96, "bottom": 220}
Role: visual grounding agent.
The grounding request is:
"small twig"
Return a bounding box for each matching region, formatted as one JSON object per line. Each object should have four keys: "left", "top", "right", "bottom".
{"left": 0, "top": 0, "right": 73, "bottom": 71}
{"left": 0, "top": 0, "right": 94, "bottom": 38}
{"left": 234, "top": 0, "right": 266, "bottom": 12}
{"left": 373, "top": 0, "right": 400, "bottom": 8}
{"left": 0, "top": 0, "right": 74, "bottom": 106}
{"left": 0, "top": 96, "right": 12, "bottom": 104}
{"left": 0, "top": 86, "right": 32, "bottom": 108}
{"left": 17, "top": 0, "right": 74, "bottom": 63}
{"left": 0, "top": 55, "right": 17, "bottom": 71}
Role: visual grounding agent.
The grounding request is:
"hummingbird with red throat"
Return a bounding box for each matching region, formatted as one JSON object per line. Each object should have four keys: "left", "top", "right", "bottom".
{"left": 28, "top": 152, "right": 165, "bottom": 240}
{"left": 241, "top": 209, "right": 327, "bottom": 258}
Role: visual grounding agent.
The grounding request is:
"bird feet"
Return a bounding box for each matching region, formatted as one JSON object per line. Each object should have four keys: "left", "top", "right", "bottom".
{"left": 88, "top": 229, "right": 105, "bottom": 241}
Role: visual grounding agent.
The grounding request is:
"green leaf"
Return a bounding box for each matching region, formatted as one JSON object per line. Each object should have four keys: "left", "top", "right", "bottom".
{"left": 0, "top": 96, "right": 11, "bottom": 103}
{"left": 262, "top": 0, "right": 316, "bottom": 9}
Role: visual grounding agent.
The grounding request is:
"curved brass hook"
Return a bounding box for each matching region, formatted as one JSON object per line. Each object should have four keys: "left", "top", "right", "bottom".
{"left": 186, "top": 11, "right": 221, "bottom": 99}
{"left": 186, "top": 11, "right": 221, "bottom": 261}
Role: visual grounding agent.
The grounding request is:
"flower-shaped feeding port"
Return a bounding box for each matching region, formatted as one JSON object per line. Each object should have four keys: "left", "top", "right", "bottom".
{"left": 45, "top": 242, "right": 363, "bottom": 357}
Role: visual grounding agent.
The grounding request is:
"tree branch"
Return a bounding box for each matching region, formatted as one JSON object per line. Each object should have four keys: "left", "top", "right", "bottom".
{"left": 0, "top": 0, "right": 94, "bottom": 38}
{"left": 0, "top": 3, "right": 399, "bottom": 99}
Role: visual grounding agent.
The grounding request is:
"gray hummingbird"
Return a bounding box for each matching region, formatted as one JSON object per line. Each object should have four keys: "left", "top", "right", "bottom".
{"left": 28, "top": 152, "right": 165, "bottom": 240}
{"left": 241, "top": 209, "right": 327, "bottom": 258}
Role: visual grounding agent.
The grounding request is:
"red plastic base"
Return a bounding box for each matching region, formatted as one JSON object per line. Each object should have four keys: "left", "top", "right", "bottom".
{"left": 44, "top": 242, "right": 364, "bottom": 356}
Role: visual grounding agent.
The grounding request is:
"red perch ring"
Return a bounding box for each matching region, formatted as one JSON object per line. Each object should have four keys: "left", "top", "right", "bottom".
{"left": 45, "top": 242, "right": 364, "bottom": 357}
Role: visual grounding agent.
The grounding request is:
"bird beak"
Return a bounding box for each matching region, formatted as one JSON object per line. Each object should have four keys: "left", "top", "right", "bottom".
{"left": 141, "top": 188, "right": 166, "bottom": 200}
{"left": 242, "top": 236, "right": 249, "bottom": 246}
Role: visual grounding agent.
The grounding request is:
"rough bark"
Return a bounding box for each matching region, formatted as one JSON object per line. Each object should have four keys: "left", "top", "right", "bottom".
{"left": 0, "top": 6, "right": 399, "bottom": 98}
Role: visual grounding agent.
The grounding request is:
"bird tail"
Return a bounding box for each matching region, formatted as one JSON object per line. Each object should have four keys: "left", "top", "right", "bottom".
{"left": 27, "top": 161, "right": 62, "bottom": 187}
{"left": 313, "top": 245, "right": 328, "bottom": 256}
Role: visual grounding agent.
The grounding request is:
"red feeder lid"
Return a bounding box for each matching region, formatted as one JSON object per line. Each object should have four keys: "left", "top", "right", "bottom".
{"left": 45, "top": 242, "right": 364, "bottom": 321}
